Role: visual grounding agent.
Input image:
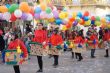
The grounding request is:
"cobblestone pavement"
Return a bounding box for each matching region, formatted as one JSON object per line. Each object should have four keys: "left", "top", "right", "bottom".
{"left": 0, "top": 49, "right": 110, "bottom": 73}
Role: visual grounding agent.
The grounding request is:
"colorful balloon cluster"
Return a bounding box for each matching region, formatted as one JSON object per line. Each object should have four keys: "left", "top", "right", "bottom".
{"left": 0, "top": 2, "right": 110, "bottom": 30}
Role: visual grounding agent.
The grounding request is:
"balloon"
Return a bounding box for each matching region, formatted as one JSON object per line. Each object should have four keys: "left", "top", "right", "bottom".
{"left": 48, "top": 18, "right": 55, "bottom": 22}
{"left": 0, "top": 6, "right": 8, "bottom": 13}
{"left": 63, "top": 18, "right": 69, "bottom": 24}
{"left": 3, "top": 12, "right": 11, "bottom": 21}
{"left": 10, "top": 13, "right": 17, "bottom": 22}
{"left": 59, "top": 12, "right": 66, "bottom": 19}
{"left": 19, "top": 2, "right": 30, "bottom": 13}
{"left": 91, "top": 16, "right": 95, "bottom": 20}
{"left": 14, "top": 9, "right": 22, "bottom": 18}
{"left": 55, "top": 19, "right": 62, "bottom": 25}
{"left": 40, "top": 3, "right": 47, "bottom": 11}
{"left": 96, "top": 16, "right": 100, "bottom": 21}
{"left": 84, "top": 20, "right": 91, "bottom": 26}
{"left": 29, "top": 7, "right": 34, "bottom": 16}
{"left": 72, "top": 12, "right": 77, "bottom": 17}
{"left": 101, "top": 18, "right": 106, "bottom": 23}
{"left": 75, "top": 16, "right": 80, "bottom": 22}
{"left": 66, "top": 24, "right": 71, "bottom": 29}
{"left": 9, "top": 4, "right": 19, "bottom": 13}
{"left": 52, "top": 10, "right": 59, "bottom": 18}
{"left": 40, "top": 11, "right": 47, "bottom": 19}
{"left": 91, "top": 20, "right": 95, "bottom": 25}
{"left": 5, "top": 4, "right": 10, "bottom": 8}
{"left": 21, "top": 13, "right": 28, "bottom": 20}
{"left": 73, "top": 21, "right": 78, "bottom": 26}
{"left": 47, "top": 13, "right": 54, "bottom": 19}
{"left": 27, "top": 13, "right": 33, "bottom": 21}
{"left": 69, "top": 18, "right": 75, "bottom": 22}
{"left": 79, "top": 19, "right": 85, "bottom": 25}
{"left": 62, "top": 25, "right": 67, "bottom": 31}
{"left": 53, "top": 6, "right": 57, "bottom": 11}
{"left": 63, "top": 7, "right": 69, "bottom": 12}
{"left": 35, "top": 6, "right": 41, "bottom": 13}
{"left": 0, "top": 13, "right": 3, "bottom": 19}
{"left": 84, "top": 16, "right": 89, "bottom": 21}
{"left": 95, "top": 21, "right": 101, "bottom": 26}
{"left": 77, "top": 12, "right": 82, "bottom": 18}
{"left": 84, "top": 11, "right": 89, "bottom": 16}
{"left": 34, "top": 13, "right": 40, "bottom": 19}
{"left": 46, "top": 7, "right": 52, "bottom": 14}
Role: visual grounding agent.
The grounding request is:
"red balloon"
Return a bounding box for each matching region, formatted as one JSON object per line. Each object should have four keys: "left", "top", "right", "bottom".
{"left": 66, "top": 24, "right": 71, "bottom": 28}
{"left": 91, "top": 16, "right": 95, "bottom": 21}
{"left": 69, "top": 18, "right": 75, "bottom": 22}
{"left": 10, "top": 13, "right": 17, "bottom": 22}
{"left": 84, "top": 11, "right": 89, "bottom": 16}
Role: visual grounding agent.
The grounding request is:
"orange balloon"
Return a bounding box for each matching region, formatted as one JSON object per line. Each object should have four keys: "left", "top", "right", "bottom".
{"left": 40, "top": 3, "right": 47, "bottom": 11}
{"left": 101, "top": 18, "right": 106, "bottom": 23}
{"left": 19, "top": 2, "right": 30, "bottom": 13}
{"left": 0, "top": 6, "right": 8, "bottom": 13}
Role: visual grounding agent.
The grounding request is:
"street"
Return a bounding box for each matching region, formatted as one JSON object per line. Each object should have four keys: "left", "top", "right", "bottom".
{"left": 0, "top": 49, "right": 110, "bottom": 73}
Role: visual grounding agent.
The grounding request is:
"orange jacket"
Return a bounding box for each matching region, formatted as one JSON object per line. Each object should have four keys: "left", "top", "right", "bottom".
{"left": 50, "top": 34, "right": 63, "bottom": 46}
{"left": 8, "top": 39, "right": 28, "bottom": 58}
{"left": 33, "top": 30, "right": 48, "bottom": 43}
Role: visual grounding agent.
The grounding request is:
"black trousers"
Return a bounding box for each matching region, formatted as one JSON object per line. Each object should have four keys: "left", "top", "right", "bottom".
{"left": 71, "top": 52, "right": 78, "bottom": 59}
{"left": 13, "top": 65, "right": 20, "bottom": 73}
{"left": 53, "top": 55, "right": 59, "bottom": 65}
{"left": 37, "top": 56, "right": 43, "bottom": 70}
{"left": 91, "top": 49, "right": 95, "bottom": 57}
{"left": 76, "top": 53, "right": 83, "bottom": 60}
{"left": 105, "top": 49, "right": 109, "bottom": 56}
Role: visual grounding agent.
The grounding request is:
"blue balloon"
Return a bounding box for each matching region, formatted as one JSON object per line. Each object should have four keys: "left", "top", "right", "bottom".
{"left": 77, "top": 12, "right": 82, "bottom": 18}
{"left": 84, "top": 16, "right": 89, "bottom": 21}
{"left": 91, "top": 20, "right": 95, "bottom": 25}
{"left": 55, "top": 19, "right": 62, "bottom": 25}
{"left": 5, "top": 4, "right": 10, "bottom": 8}
{"left": 64, "top": 43, "right": 68, "bottom": 49}
{"left": 35, "top": 7, "right": 41, "bottom": 13}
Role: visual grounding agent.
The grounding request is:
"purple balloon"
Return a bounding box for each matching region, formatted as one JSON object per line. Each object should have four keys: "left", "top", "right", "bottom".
{"left": 34, "top": 13, "right": 40, "bottom": 19}
{"left": 73, "top": 21, "right": 78, "bottom": 26}
{"left": 0, "top": 13, "right": 3, "bottom": 20}
{"left": 21, "top": 13, "right": 28, "bottom": 20}
{"left": 52, "top": 10, "right": 59, "bottom": 19}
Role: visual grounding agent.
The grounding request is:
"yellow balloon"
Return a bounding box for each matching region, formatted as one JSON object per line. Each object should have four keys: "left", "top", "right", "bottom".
{"left": 59, "top": 12, "right": 66, "bottom": 19}
{"left": 95, "top": 21, "right": 101, "bottom": 26}
{"left": 107, "top": 24, "right": 110, "bottom": 28}
{"left": 40, "top": 3, "right": 47, "bottom": 11}
{"left": 84, "top": 20, "right": 91, "bottom": 26}
{"left": 69, "top": 42, "right": 74, "bottom": 48}
{"left": 72, "top": 12, "right": 77, "bottom": 17}
{"left": 62, "top": 25, "right": 67, "bottom": 31}
{"left": 48, "top": 18, "right": 55, "bottom": 22}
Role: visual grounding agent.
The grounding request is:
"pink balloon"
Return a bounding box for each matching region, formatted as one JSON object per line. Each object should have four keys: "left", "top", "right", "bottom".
{"left": 52, "top": 10, "right": 59, "bottom": 18}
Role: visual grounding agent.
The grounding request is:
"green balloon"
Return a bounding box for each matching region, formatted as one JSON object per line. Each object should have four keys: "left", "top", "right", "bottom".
{"left": 95, "top": 21, "right": 101, "bottom": 26}
{"left": 9, "top": 4, "right": 19, "bottom": 13}
{"left": 96, "top": 16, "right": 100, "bottom": 21}
{"left": 46, "top": 7, "right": 52, "bottom": 14}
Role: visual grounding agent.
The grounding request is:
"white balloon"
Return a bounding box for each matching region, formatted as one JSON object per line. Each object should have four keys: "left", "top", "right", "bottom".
{"left": 40, "top": 11, "right": 47, "bottom": 19}
{"left": 27, "top": 13, "right": 33, "bottom": 21}
{"left": 47, "top": 13, "right": 54, "bottom": 19}
{"left": 3, "top": 12, "right": 11, "bottom": 21}
{"left": 14, "top": 9, "right": 22, "bottom": 18}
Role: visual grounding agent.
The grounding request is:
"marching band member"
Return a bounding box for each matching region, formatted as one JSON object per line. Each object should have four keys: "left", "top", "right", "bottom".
{"left": 33, "top": 23, "right": 48, "bottom": 72}
{"left": 50, "top": 28, "right": 63, "bottom": 68}
{"left": 8, "top": 34, "right": 28, "bottom": 73}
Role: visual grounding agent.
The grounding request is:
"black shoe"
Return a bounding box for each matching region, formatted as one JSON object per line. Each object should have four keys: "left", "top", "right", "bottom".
{"left": 91, "top": 56, "right": 96, "bottom": 58}
{"left": 77, "top": 58, "right": 83, "bottom": 61}
{"left": 53, "top": 64, "right": 58, "bottom": 68}
{"left": 36, "top": 69, "right": 43, "bottom": 72}
{"left": 104, "top": 55, "right": 109, "bottom": 58}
